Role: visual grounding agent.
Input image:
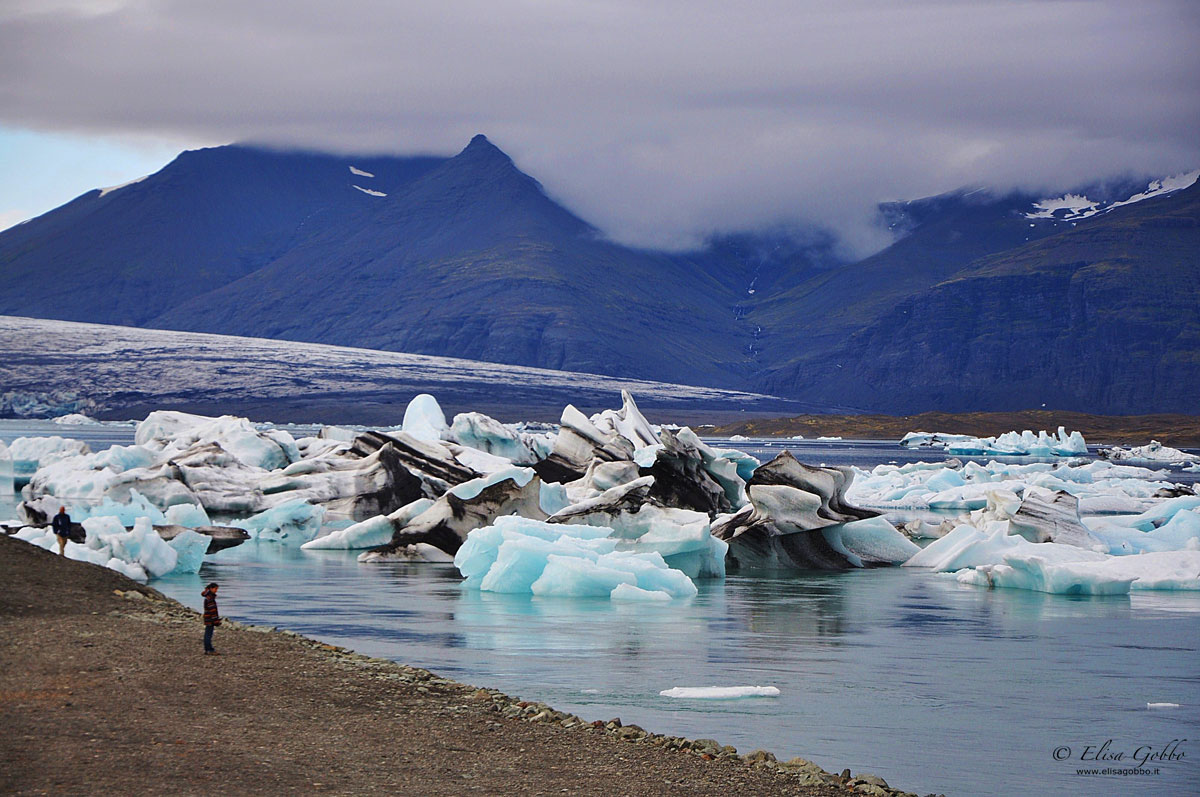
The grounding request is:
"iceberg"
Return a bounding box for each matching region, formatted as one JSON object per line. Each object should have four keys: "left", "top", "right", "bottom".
{"left": 166, "top": 528, "right": 211, "bottom": 573}
{"left": 846, "top": 458, "right": 1178, "bottom": 517}
{"left": 905, "top": 523, "right": 1200, "bottom": 594}
{"left": 659, "top": 686, "right": 780, "bottom": 699}
{"left": 12, "top": 514, "right": 210, "bottom": 581}
{"left": 136, "top": 410, "right": 297, "bottom": 470}
{"left": 51, "top": 412, "right": 100, "bottom": 425}
{"left": 358, "top": 469, "right": 543, "bottom": 561}
{"left": 9, "top": 435, "right": 91, "bottom": 467}
{"left": 401, "top": 393, "right": 449, "bottom": 443}
{"left": 164, "top": 502, "right": 212, "bottom": 528}
{"left": 235, "top": 499, "right": 326, "bottom": 544}
{"left": 450, "top": 412, "right": 542, "bottom": 465}
{"left": 943, "top": 428, "right": 1087, "bottom": 457}
{"left": 899, "top": 431, "right": 977, "bottom": 449}
{"left": 454, "top": 516, "right": 699, "bottom": 600}
{"left": 302, "top": 497, "right": 435, "bottom": 550}
{"left": 610, "top": 583, "right": 673, "bottom": 602}
{"left": 1101, "top": 441, "right": 1195, "bottom": 463}
{"left": 713, "top": 452, "right": 906, "bottom": 570}
{"left": 957, "top": 551, "right": 1200, "bottom": 594}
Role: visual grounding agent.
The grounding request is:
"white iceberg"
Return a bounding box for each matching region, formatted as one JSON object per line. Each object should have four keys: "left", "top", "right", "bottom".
{"left": 944, "top": 428, "right": 1086, "bottom": 457}
{"left": 136, "top": 410, "right": 297, "bottom": 470}
{"left": 235, "top": 499, "right": 325, "bottom": 544}
{"left": 15, "top": 514, "right": 205, "bottom": 582}
{"left": 9, "top": 435, "right": 91, "bottom": 466}
{"left": 52, "top": 413, "right": 100, "bottom": 425}
{"left": 302, "top": 497, "right": 435, "bottom": 550}
{"left": 401, "top": 393, "right": 449, "bottom": 443}
{"left": 659, "top": 686, "right": 780, "bottom": 699}
{"left": 454, "top": 516, "right": 699, "bottom": 600}
{"left": 1102, "top": 441, "right": 1194, "bottom": 463}
{"left": 905, "top": 524, "right": 1200, "bottom": 594}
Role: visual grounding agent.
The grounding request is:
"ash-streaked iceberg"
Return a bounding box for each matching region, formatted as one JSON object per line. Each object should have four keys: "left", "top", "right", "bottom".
{"left": 1101, "top": 440, "right": 1195, "bottom": 464}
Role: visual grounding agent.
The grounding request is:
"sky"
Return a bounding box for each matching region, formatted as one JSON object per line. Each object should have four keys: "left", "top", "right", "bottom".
{"left": 1, "top": 0, "right": 1197, "bottom": 252}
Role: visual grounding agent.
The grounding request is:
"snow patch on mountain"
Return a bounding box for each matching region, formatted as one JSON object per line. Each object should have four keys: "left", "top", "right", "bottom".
{"left": 1026, "top": 170, "right": 1198, "bottom": 221}
{"left": 98, "top": 175, "right": 148, "bottom": 197}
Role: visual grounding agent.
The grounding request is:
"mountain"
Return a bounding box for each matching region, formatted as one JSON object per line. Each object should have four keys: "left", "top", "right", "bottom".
{"left": 0, "top": 146, "right": 443, "bottom": 326}
{"left": 0, "top": 135, "right": 1195, "bottom": 415}
{"left": 756, "top": 181, "right": 1200, "bottom": 413}
{"left": 146, "top": 135, "right": 759, "bottom": 387}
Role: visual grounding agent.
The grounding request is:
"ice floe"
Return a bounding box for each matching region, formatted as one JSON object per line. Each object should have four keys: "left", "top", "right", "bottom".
{"left": 1101, "top": 440, "right": 1194, "bottom": 464}
{"left": 940, "top": 428, "right": 1086, "bottom": 457}
{"left": 14, "top": 516, "right": 206, "bottom": 582}
{"left": 659, "top": 686, "right": 780, "bottom": 699}
{"left": 848, "top": 458, "right": 1177, "bottom": 516}
{"left": 454, "top": 516, "right": 699, "bottom": 600}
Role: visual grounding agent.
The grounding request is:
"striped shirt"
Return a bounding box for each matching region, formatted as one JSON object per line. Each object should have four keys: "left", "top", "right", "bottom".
{"left": 202, "top": 589, "right": 220, "bottom": 626}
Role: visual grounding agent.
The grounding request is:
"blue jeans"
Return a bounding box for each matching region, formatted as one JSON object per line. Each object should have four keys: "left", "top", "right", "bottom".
{"left": 204, "top": 623, "right": 215, "bottom": 652}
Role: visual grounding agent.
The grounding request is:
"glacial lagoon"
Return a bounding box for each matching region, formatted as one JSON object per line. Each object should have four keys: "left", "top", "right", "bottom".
{"left": 4, "top": 422, "right": 1198, "bottom": 795}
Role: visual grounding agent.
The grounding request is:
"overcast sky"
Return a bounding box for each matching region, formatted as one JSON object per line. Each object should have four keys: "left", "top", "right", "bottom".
{"left": 1, "top": 0, "right": 1197, "bottom": 252}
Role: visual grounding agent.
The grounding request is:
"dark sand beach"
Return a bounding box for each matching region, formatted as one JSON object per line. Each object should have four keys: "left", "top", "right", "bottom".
{"left": 0, "top": 536, "right": 926, "bottom": 796}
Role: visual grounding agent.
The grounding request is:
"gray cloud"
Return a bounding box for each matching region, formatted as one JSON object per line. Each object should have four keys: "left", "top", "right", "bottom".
{"left": 2, "top": 0, "right": 1197, "bottom": 253}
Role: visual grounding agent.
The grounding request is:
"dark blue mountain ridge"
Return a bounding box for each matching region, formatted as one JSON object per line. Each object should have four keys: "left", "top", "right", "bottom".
{"left": 0, "top": 144, "right": 445, "bottom": 326}
{"left": 0, "top": 135, "right": 1195, "bottom": 414}
{"left": 144, "top": 136, "right": 759, "bottom": 386}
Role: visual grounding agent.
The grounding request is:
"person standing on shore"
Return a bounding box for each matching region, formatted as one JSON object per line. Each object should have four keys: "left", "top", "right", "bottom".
{"left": 202, "top": 582, "right": 221, "bottom": 655}
{"left": 51, "top": 506, "right": 71, "bottom": 555}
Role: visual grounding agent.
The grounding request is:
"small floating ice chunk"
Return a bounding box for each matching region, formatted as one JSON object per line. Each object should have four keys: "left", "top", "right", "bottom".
{"left": 611, "top": 583, "right": 672, "bottom": 602}
{"left": 1146, "top": 702, "right": 1180, "bottom": 709}
{"left": 348, "top": 165, "right": 375, "bottom": 177}
{"left": 352, "top": 185, "right": 386, "bottom": 197}
{"left": 659, "top": 686, "right": 781, "bottom": 699}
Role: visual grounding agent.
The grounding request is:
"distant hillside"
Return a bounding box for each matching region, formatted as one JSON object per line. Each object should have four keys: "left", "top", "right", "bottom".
{"left": 0, "top": 135, "right": 1195, "bottom": 415}
{"left": 758, "top": 181, "right": 1200, "bottom": 413}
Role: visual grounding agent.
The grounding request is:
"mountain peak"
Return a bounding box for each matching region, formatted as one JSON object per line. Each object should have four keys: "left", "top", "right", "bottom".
{"left": 458, "top": 133, "right": 511, "bottom": 163}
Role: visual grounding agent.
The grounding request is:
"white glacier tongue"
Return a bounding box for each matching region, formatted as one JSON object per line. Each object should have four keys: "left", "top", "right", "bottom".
{"left": 659, "top": 686, "right": 781, "bottom": 699}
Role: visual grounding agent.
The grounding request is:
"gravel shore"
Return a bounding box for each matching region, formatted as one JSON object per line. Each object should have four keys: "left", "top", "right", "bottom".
{"left": 0, "top": 536, "right": 934, "bottom": 796}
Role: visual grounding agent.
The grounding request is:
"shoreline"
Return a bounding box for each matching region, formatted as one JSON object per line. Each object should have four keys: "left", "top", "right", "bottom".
{"left": 712, "top": 410, "right": 1200, "bottom": 447}
{"left": 0, "top": 536, "right": 933, "bottom": 796}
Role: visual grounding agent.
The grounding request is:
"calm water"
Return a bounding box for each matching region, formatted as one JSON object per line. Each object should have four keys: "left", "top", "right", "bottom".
{"left": 150, "top": 543, "right": 1200, "bottom": 797}
{"left": 6, "top": 421, "right": 1200, "bottom": 794}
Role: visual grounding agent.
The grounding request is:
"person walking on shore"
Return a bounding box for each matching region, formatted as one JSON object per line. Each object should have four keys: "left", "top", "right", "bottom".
{"left": 51, "top": 506, "right": 71, "bottom": 555}
{"left": 202, "top": 582, "right": 221, "bottom": 654}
